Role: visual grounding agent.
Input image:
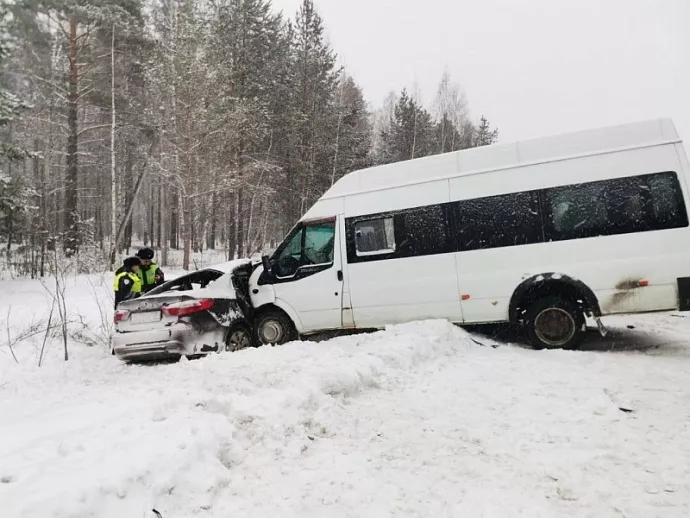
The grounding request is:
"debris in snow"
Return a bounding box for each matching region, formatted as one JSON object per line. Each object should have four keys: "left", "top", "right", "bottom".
{"left": 469, "top": 336, "right": 499, "bottom": 348}
{"left": 557, "top": 486, "right": 578, "bottom": 501}
{"left": 604, "top": 388, "right": 635, "bottom": 413}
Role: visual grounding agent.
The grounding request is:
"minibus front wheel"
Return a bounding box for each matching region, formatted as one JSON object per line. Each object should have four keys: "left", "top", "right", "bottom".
{"left": 254, "top": 308, "right": 297, "bottom": 346}
{"left": 525, "top": 296, "right": 585, "bottom": 350}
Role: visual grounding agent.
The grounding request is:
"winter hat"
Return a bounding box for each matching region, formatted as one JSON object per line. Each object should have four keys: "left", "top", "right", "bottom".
{"left": 123, "top": 256, "right": 142, "bottom": 269}
{"left": 136, "top": 247, "right": 155, "bottom": 260}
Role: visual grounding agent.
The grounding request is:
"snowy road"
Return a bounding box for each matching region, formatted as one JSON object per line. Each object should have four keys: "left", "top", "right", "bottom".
{"left": 1, "top": 278, "right": 690, "bottom": 517}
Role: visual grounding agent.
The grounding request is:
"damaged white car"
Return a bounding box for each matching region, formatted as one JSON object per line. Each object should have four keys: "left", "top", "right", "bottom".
{"left": 112, "top": 260, "right": 255, "bottom": 362}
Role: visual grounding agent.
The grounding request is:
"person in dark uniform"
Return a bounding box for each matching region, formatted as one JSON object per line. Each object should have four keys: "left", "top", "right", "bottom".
{"left": 115, "top": 247, "right": 164, "bottom": 293}
{"left": 113, "top": 256, "right": 143, "bottom": 308}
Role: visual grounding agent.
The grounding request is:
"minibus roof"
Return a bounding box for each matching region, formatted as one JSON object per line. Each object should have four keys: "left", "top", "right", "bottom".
{"left": 321, "top": 118, "right": 680, "bottom": 200}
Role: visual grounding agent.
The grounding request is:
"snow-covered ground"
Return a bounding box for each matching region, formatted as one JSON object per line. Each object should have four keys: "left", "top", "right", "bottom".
{"left": 1, "top": 274, "right": 690, "bottom": 517}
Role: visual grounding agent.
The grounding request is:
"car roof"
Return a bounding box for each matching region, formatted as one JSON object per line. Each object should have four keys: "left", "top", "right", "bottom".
{"left": 203, "top": 258, "right": 251, "bottom": 274}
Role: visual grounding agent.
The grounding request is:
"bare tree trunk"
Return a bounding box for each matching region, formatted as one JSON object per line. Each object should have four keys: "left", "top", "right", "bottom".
{"left": 123, "top": 143, "right": 134, "bottom": 252}
{"left": 228, "top": 200, "right": 236, "bottom": 260}
{"left": 208, "top": 192, "right": 216, "bottom": 250}
{"left": 64, "top": 19, "right": 80, "bottom": 256}
{"left": 180, "top": 192, "right": 190, "bottom": 269}
{"left": 160, "top": 181, "right": 168, "bottom": 265}
{"left": 236, "top": 188, "right": 244, "bottom": 259}
{"left": 331, "top": 79, "right": 345, "bottom": 186}
{"left": 411, "top": 109, "right": 418, "bottom": 160}
{"left": 109, "top": 138, "right": 158, "bottom": 266}
{"left": 109, "top": 25, "right": 117, "bottom": 267}
{"left": 148, "top": 183, "right": 155, "bottom": 247}
{"left": 170, "top": 191, "right": 178, "bottom": 249}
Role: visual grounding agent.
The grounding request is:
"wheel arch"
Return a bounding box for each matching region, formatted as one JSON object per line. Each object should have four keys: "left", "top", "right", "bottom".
{"left": 508, "top": 273, "right": 601, "bottom": 323}
{"left": 253, "top": 301, "right": 302, "bottom": 334}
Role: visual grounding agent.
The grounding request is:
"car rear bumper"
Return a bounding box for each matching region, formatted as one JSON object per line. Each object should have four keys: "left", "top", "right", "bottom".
{"left": 112, "top": 324, "right": 226, "bottom": 361}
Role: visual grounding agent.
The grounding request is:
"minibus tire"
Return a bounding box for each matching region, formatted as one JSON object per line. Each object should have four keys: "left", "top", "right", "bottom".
{"left": 525, "top": 297, "right": 585, "bottom": 350}
{"left": 254, "top": 309, "right": 296, "bottom": 346}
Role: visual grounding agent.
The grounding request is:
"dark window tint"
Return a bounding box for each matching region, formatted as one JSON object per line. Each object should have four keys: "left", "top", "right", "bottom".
{"left": 648, "top": 173, "right": 687, "bottom": 228}
{"left": 348, "top": 205, "right": 451, "bottom": 263}
{"left": 396, "top": 205, "right": 450, "bottom": 257}
{"left": 454, "top": 191, "right": 542, "bottom": 251}
{"left": 345, "top": 171, "right": 688, "bottom": 264}
{"left": 543, "top": 172, "right": 688, "bottom": 241}
{"left": 545, "top": 181, "right": 608, "bottom": 240}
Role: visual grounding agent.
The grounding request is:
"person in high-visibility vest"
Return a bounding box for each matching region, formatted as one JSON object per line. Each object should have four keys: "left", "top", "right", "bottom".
{"left": 115, "top": 247, "right": 165, "bottom": 293}
{"left": 114, "top": 256, "right": 143, "bottom": 308}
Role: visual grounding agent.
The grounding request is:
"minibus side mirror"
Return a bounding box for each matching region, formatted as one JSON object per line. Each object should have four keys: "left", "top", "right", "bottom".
{"left": 261, "top": 255, "right": 272, "bottom": 275}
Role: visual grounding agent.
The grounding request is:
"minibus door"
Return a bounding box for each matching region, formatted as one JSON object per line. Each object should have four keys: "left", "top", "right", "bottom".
{"left": 271, "top": 218, "right": 344, "bottom": 332}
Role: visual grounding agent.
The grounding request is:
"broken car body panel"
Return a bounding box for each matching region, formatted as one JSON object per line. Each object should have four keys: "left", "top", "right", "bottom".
{"left": 112, "top": 260, "right": 253, "bottom": 361}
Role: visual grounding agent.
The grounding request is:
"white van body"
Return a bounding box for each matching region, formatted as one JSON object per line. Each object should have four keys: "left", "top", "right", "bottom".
{"left": 249, "top": 119, "right": 690, "bottom": 344}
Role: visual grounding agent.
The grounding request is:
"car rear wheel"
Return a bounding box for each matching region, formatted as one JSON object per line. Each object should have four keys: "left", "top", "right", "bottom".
{"left": 525, "top": 297, "right": 585, "bottom": 350}
{"left": 254, "top": 309, "right": 295, "bottom": 346}
{"left": 225, "top": 325, "right": 253, "bottom": 352}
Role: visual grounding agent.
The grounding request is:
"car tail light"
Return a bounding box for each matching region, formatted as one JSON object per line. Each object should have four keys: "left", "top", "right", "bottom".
{"left": 162, "top": 298, "right": 214, "bottom": 317}
{"left": 114, "top": 310, "right": 130, "bottom": 323}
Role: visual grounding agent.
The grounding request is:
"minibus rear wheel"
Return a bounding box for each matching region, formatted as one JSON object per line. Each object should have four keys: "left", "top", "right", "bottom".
{"left": 525, "top": 296, "right": 585, "bottom": 350}
{"left": 254, "top": 309, "right": 296, "bottom": 346}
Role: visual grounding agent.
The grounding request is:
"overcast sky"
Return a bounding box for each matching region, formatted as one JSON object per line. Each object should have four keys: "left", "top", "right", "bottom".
{"left": 271, "top": 0, "right": 689, "bottom": 145}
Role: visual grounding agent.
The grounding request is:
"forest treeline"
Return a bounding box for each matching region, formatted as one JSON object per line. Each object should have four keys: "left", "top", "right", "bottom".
{"left": 0, "top": 0, "right": 498, "bottom": 275}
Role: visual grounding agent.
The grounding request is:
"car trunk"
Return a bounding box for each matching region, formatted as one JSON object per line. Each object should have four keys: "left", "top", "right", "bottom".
{"left": 115, "top": 294, "right": 198, "bottom": 333}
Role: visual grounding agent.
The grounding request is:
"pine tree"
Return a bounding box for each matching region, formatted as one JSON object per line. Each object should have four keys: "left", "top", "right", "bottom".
{"left": 209, "top": 0, "right": 284, "bottom": 257}
{"left": 380, "top": 89, "right": 435, "bottom": 164}
{"left": 1, "top": 0, "right": 502, "bottom": 275}
{"left": 474, "top": 115, "right": 499, "bottom": 147}
{"left": 291, "top": 0, "right": 339, "bottom": 220}
{"left": 22, "top": 0, "right": 142, "bottom": 256}
{"left": 0, "top": 3, "right": 34, "bottom": 253}
{"left": 330, "top": 75, "right": 371, "bottom": 185}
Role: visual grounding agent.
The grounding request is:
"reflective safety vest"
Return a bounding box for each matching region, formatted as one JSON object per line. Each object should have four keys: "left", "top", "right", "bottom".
{"left": 113, "top": 271, "right": 142, "bottom": 294}
{"left": 138, "top": 263, "right": 159, "bottom": 288}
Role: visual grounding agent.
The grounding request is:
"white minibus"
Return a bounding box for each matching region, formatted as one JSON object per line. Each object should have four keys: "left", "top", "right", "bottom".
{"left": 249, "top": 119, "right": 690, "bottom": 349}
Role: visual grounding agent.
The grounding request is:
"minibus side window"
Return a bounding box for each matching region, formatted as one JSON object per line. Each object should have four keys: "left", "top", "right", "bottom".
{"left": 396, "top": 205, "right": 451, "bottom": 256}
{"left": 542, "top": 171, "right": 688, "bottom": 242}
{"left": 646, "top": 172, "right": 688, "bottom": 228}
{"left": 606, "top": 177, "right": 648, "bottom": 234}
{"left": 273, "top": 228, "right": 304, "bottom": 277}
{"left": 273, "top": 221, "right": 336, "bottom": 278}
{"left": 454, "top": 191, "right": 541, "bottom": 250}
{"left": 304, "top": 223, "right": 335, "bottom": 265}
{"left": 355, "top": 217, "right": 396, "bottom": 256}
{"left": 544, "top": 182, "right": 608, "bottom": 240}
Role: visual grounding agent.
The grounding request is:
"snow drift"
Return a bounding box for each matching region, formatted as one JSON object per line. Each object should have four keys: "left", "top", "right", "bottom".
{"left": 0, "top": 321, "right": 483, "bottom": 518}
